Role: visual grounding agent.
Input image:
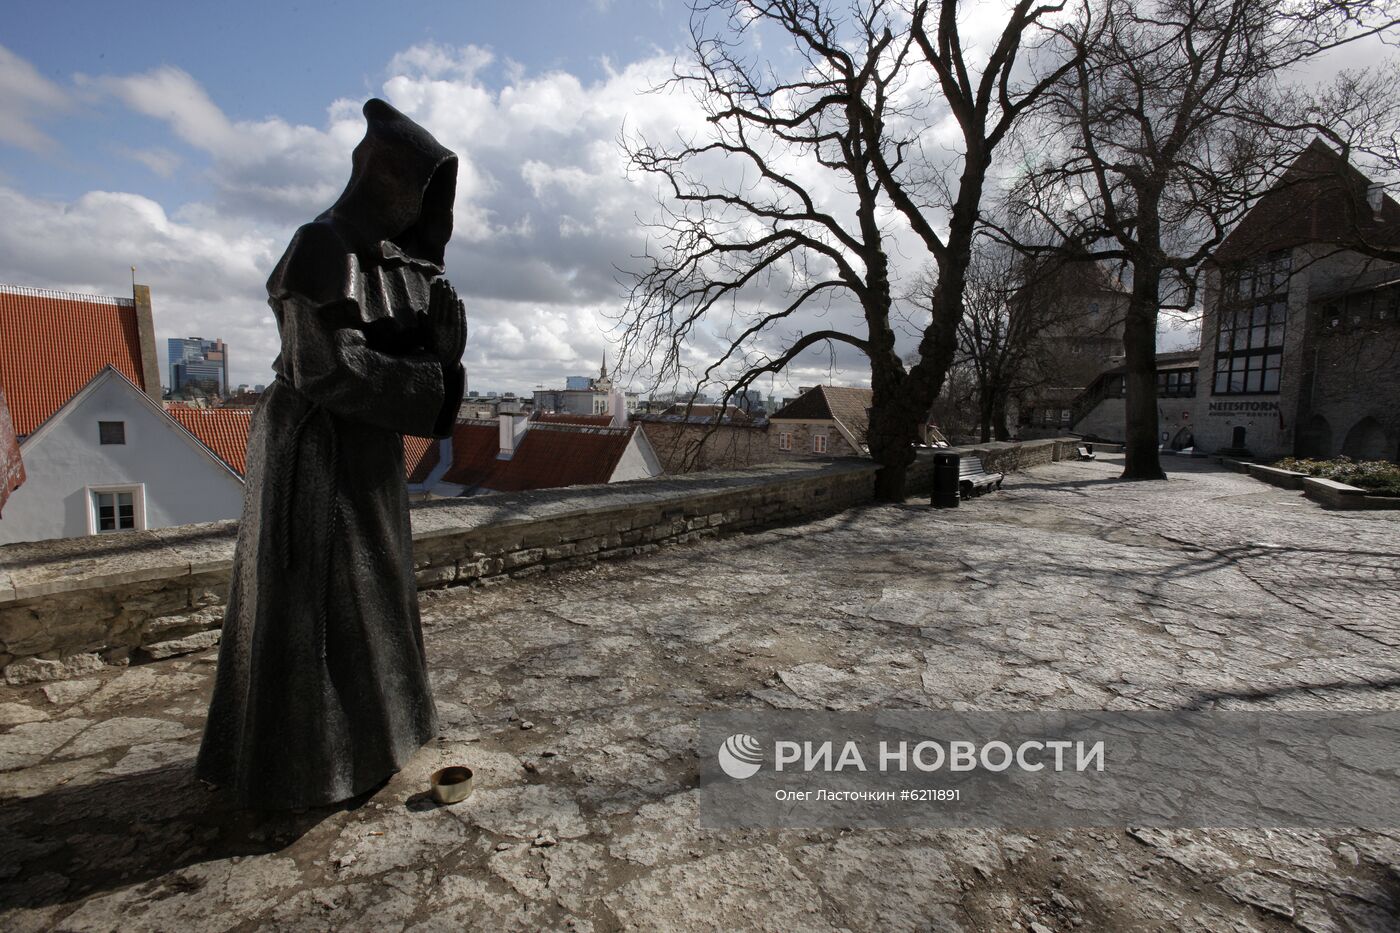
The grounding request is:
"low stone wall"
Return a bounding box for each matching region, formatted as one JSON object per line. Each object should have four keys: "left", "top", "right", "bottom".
{"left": 1301, "top": 477, "right": 1400, "bottom": 511}
{"left": 1222, "top": 459, "right": 1400, "bottom": 509}
{"left": 0, "top": 440, "right": 1083, "bottom": 683}
{"left": 1246, "top": 463, "right": 1307, "bottom": 490}
{"left": 906, "top": 438, "right": 1079, "bottom": 492}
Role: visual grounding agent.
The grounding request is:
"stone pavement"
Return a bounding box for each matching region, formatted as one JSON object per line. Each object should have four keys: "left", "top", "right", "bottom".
{"left": 1, "top": 454, "right": 1398, "bottom": 932}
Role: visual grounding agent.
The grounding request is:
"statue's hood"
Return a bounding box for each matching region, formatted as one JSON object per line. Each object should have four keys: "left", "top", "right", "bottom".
{"left": 321, "top": 98, "right": 458, "bottom": 268}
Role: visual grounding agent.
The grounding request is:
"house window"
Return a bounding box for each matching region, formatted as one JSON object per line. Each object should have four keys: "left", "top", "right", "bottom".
{"left": 98, "top": 421, "right": 126, "bottom": 445}
{"left": 778, "top": 432, "right": 792, "bottom": 451}
{"left": 1060, "top": 409, "right": 1072, "bottom": 424}
{"left": 1157, "top": 370, "right": 1198, "bottom": 398}
{"left": 1215, "top": 252, "right": 1289, "bottom": 395}
{"left": 1322, "top": 286, "right": 1400, "bottom": 332}
{"left": 812, "top": 433, "right": 828, "bottom": 453}
{"left": 90, "top": 487, "right": 142, "bottom": 534}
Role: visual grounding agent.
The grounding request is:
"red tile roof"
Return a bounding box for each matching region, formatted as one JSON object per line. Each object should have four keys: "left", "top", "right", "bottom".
{"left": 1215, "top": 138, "right": 1400, "bottom": 263}
{"left": 770, "top": 385, "right": 872, "bottom": 443}
{"left": 0, "top": 387, "right": 25, "bottom": 516}
{"left": 0, "top": 285, "right": 150, "bottom": 436}
{"left": 165, "top": 405, "right": 253, "bottom": 476}
{"left": 532, "top": 412, "right": 614, "bottom": 426}
{"left": 441, "top": 421, "right": 634, "bottom": 492}
{"left": 403, "top": 435, "right": 439, "bottom": 484}
{"left": 164, "top": 403, "right": 435, "bottom": 482}
{"left": 658, "top": 404, "right": 753, "bottom": 423}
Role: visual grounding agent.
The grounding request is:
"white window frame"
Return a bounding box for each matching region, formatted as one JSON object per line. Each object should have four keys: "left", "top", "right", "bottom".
{"left": 778, "top": 431, "right": 792, "bottom": 451}
{"left": 812, "top": 433, "right": 828, "bottom": 454}
{"left": 86, "top": 483, "right": 147, "bottom": 535}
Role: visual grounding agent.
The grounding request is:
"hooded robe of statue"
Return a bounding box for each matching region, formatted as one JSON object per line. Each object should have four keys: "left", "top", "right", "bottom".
{"left": 196, "top": 99, "right": 466, "bottom": 810}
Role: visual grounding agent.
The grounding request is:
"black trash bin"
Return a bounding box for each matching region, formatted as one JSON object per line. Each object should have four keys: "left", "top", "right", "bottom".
{"left": 931, "top": 451, "right": 961, "bottom": 508}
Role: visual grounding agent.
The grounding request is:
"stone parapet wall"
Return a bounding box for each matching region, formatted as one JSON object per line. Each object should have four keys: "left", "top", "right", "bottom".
{"left": 906, "top": 438, "right": 1078, "bottom": 492}
{"left": 0, "top": 440, "right": 1080, "bottom": 683}
{"left": 0, "top": 461, "right": 875, "bottom": 683}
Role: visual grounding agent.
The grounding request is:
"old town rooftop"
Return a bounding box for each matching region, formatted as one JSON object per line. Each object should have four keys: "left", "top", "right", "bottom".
{"left": 2, "top": 453, "right": 1399, "bottom": 931}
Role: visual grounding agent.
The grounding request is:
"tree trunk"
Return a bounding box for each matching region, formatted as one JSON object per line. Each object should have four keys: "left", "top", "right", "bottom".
{"left": 1122, "top": 261, "right": 1166, "bottom": 481}
{"left": 863, "top": 250, "right": 920, "bottom": 503}
{"left": 978, "top": 391, "right": 994, "bottom": 443}
{"left": 992, "top": 392, "right": 1011, "bottom": 441}
{"left": 868, "top": 399, "right": 919, "bottom": 501}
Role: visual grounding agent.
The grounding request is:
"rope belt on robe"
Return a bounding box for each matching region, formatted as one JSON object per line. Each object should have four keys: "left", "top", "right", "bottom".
{"left": 272, "top": 375, "right": 340, "bottom": 662}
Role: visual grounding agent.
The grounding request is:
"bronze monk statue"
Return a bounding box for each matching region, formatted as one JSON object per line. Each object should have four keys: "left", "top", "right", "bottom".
{"left": 197, "top": 99, "right": 466, "bottom": 809}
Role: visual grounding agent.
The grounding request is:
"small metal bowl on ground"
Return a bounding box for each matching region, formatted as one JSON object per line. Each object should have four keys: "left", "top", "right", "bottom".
{"left": 429, "top": 766, "right": 474, "bottom": 805}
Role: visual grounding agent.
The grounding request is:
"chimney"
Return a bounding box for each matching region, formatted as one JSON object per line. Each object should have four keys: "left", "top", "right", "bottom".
{"left": 498, "top": 413, "right": 528, "bottom": 460}
{"left": 1368, "top": 183, "right": 1386, "bottom": 219}
{"left": 608, "top": 389, "right": 629, "bottom": 428}
{"left": 132, "top": 284, "right": 163, "bottom": 404}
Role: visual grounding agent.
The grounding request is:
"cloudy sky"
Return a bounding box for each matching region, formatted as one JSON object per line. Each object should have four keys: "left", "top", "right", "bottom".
{"left": 1, "top": 1, "right": 730, "bottom": 394}
{"left": 1, "top": 1, "right": 1386, "bottom": 397}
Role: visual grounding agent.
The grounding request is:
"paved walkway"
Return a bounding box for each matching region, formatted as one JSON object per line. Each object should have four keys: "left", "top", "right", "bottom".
{"left": 2, "top": 454, "right": 1399, "bottom": 931}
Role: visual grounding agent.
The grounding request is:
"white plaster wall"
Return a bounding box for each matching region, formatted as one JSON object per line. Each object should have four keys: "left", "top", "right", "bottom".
{"left": 1072, "top": 397, "right": 1126, "bottom": 441}
{"left": 610, "top": 431, "right": 665, "bottom": 482}
{"left": 0, "top": 377, "right": 244, "bottom": 544}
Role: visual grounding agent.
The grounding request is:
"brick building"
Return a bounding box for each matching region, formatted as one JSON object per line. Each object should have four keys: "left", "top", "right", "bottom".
{"left": 767, "top": 385, "right": 871, "bottom": 459}
{"left": 1070, "top": 350, "right": 1201, "bottom": 448}
{"left": 1066, "top": 141, "right": 1400, "bottom": 462}
{"left": 1016, "top": 264, "right": 1131, "bottom": 440}
{"left": 635, "top": 410, "right": 771, "bottom": 474}
{"left": 1195, "top": 140, "right": 1400, "bottom": 461}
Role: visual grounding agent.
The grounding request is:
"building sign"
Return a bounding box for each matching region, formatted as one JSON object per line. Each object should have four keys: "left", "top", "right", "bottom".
{"left": 1207, "top": 400, "right": 1279, "bottom": 417}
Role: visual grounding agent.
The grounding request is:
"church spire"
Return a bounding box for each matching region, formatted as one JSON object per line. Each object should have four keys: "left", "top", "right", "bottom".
{"left": 600, "top": 352, "right": 608, "bottom": 381}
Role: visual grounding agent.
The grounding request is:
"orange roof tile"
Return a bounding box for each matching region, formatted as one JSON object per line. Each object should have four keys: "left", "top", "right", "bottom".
{"left": 163, "top": 402, "right": 442, "bottom": 483}
{"left": 165, "top": 405, "right": 253, "bottom": 476}
{"left": 403, "top": 434, "right": 439, "bottom": 484}
{"left": 0, "top": 285, "right": 149, "bottom": 436}
{"left": 441, "top": 421, "right": 633, "bottom": 493}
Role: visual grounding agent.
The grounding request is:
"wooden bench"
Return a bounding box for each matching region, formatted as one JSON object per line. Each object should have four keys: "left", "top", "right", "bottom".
{"left": 959, "top": 457, "right": 1004, "bottom": 499}
{"left": 1075, "top": 444, "right": 1096, "bottom": 461}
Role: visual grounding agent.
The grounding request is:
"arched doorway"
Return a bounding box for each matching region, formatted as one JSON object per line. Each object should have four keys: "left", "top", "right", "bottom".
{"left": 1297, "top": 413, "right": 1333, "bottom": 459}
{"left": 1341, "top": 416, "right": 1389, "bottom": 461}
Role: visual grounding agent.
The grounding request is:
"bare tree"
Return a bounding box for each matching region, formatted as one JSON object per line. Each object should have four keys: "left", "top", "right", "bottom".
{"left": 622, "top": 0, "right": 1083, "bottom": 500}
{"left": 1006, "top": 0, "right": 1399, "bottom": 479}
{"left": 936, "top": 242, "right": 1108, "bottom": 442}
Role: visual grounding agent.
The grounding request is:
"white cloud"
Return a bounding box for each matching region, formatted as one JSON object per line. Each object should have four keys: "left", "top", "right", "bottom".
{"left": 387, "top": 43, "right": 495, "bottom": 81}
{"left": 0, "top": 185, "right": 284, "bottom": 388}
{"left": 0, "top": 44, "right": 71, "bottom": 152}
{"left": 1, "top": 41, "right": 886, "bottom": 393}
{"left": 115, "top": 145, "right": 183, "bottom": 178}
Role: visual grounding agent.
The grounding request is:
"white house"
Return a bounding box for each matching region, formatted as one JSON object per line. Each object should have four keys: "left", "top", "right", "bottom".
{"left": 0, "top": 366, "right": 245, "bottom": 544}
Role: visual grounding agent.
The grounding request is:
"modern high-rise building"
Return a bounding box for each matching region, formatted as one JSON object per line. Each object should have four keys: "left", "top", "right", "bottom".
{"left": 168, "top": 337, "right": 229, "bottom": 396}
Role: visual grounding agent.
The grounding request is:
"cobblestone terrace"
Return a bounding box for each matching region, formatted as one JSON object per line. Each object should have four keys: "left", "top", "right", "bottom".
{"left": 2, "top": 454, "right": 1399, "bottom": 932}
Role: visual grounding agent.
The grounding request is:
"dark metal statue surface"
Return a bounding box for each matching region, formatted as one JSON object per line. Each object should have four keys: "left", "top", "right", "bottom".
{"left": 197, "top": 99, "right": 466, "bottom": 809}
